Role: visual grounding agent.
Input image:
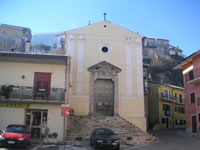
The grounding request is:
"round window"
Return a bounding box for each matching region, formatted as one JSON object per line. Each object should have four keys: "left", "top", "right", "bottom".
{"left": 102, "top": 47, "right": 108, "bottom": 53}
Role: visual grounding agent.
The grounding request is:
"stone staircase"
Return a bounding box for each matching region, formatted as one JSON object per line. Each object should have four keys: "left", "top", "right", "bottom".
{"left": 66, "top": 115, "right": 156, "bottom": 146}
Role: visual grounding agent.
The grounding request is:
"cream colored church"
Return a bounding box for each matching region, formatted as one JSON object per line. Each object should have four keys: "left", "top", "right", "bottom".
{"left": 64, "top": 20, "right": 146, "bottom": 131}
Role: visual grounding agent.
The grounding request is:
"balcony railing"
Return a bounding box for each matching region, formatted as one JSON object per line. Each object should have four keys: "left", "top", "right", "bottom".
{"left": 159, "top": 93, "right": 184, "bottom": 103}
{"left": 159, "top": 93, "right": 174, "bottom": 101}
{"left": 0, "top": 85, "right": 65, "bottom": 103}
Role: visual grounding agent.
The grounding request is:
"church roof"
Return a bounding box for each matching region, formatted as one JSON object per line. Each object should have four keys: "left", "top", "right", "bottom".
{"left": 65, "top": 20, "right": 143, "bottom": 38}
{"left": 88, "top": 60, "right": 121, "bottom": 73}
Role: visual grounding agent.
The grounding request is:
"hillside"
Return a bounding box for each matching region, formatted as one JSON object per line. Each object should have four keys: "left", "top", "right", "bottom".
{"left": 145, "top": 53, "right": 184, "bottom": 87}
{"left": 32, "top": 33, "right": 58, "bottom": 46}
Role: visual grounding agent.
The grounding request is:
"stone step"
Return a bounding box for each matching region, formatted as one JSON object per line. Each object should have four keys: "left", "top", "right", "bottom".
{"left": 66, "top": 115, "right": 156, "bottom": 145}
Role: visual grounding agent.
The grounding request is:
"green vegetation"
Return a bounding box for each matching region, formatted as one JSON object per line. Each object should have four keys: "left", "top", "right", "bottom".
{"left": 32, "top": 44, "right": 51, "bottom": 53}
{"left": 146, "top": 54, "right": 184, "bottom": 86}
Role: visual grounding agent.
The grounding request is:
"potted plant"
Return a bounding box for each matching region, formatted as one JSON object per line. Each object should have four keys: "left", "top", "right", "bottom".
{"left": 42, "top": 125, "right": 49, "bottom": 144}
{"left": 1, "top": 85, "right": 13, "bottom": 99}
{"left": 47, "top": 132, "right": 58, "bottom": 144}
{"left": 74, "top": 136, "right": 84, "bottom": 147}
{"left": 126, "top": 136, "right": 135, "bottom": 145}
{"left": 52, "top": 132, "right": 58, "bottom": 143}
{"left": 69, "top": 109, "right": 74, "bottom": 116}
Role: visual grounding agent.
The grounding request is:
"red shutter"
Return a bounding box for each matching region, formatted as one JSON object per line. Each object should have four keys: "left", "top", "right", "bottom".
{"left": 33, "top": 72, "right": 51, "bottom": 97}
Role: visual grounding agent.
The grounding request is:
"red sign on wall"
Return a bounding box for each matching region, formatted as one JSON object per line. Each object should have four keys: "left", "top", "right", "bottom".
{"left": 61, "top": 104, "right": 70, "bottom": 117}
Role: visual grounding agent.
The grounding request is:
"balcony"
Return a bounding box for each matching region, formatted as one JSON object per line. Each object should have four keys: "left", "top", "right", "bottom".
{"left": 159, "top": 93, "right": 174, "bottom": 101}
{"left": 187, "top": 67, "right": 200, "bottom": 84}
{"left": 0, "top": 85, "right": 65, "bottom": 104}
{"left": 159, "top": 93, "right": 184, "bottom": 104}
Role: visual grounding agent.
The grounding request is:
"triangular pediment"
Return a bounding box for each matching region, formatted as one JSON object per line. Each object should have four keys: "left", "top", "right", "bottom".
{"left": 88, "top": 61, "right": 121, "bottom": 73}
{"left": 66, "top": 20, "right": 143, "bottom": 39}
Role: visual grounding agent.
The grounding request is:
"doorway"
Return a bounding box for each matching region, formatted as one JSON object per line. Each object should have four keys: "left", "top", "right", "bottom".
{"left": 94, "top": 79, "right": 114, "bottom": 116}
{"left": 33, "top": 72, "right": 51, "bottom": 99}
{"left": 25, "top": 109, "right": 48, "bottom": 138}
{"left": 192, "top": 115, "right": 197, "bottom": 133}
{"left": 166, "top": 118, "right": 169, "bottom": 129}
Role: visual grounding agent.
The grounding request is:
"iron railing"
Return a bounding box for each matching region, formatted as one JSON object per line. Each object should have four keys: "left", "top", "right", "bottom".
{"left": 0, "top": 85, "right": 65, "bottom": 102}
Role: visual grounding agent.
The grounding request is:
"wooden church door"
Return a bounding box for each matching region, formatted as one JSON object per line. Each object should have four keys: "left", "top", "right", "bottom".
{"left": 94, "top": 79, "right": 114, "bottom": 116}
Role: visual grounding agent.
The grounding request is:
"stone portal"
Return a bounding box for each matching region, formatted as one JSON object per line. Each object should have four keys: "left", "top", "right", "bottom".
{"left": 94, "top": 79, "right": 114, "bottom": 116}
{"left": 88, "top": 61, "right": 121, "bottom": 116}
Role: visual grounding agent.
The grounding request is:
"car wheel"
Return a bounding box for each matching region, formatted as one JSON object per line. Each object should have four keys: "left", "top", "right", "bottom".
{"left": 114, "top": 145, "right": 120, "bottom": 150}
{"left": 94, "top": 143, "right": 98, "bottom": 149}
{"left": 90, "top": 140, "right": 93, "bottom": 146}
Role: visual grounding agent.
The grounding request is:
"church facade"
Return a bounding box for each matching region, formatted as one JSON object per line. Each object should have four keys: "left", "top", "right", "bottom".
{"left": 65, "top": 20, "right": 146, "bottom": 131}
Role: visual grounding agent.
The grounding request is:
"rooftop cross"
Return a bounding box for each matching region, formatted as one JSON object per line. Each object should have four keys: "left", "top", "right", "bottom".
{"left": 103, "top": 12, "right": 107, "bottom": 20}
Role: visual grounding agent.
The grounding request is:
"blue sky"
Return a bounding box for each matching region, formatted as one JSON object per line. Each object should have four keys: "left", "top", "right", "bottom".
{"left": 1, "top": 0, "right": 200, "bottom": 56}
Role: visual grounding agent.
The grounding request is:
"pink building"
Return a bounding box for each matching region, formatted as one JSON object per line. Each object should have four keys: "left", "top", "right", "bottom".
{"left": 175, "top": 50, "right": 200, "bottom": 134}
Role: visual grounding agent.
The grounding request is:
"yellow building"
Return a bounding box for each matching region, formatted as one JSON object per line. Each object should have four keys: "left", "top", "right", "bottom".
{"left": 64, "top": 20, "right": 147, "bottom": 131}
{"left": 148, "top": 81, "right": 185, "bottom": 129}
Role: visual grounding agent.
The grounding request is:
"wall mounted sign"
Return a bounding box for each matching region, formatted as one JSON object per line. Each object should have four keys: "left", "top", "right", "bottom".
{"left": 0, "top": 103, "right": 30, "bottom": 108}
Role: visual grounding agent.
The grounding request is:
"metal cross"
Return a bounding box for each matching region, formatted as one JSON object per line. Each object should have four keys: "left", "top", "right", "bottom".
{"left": 103, "top": 12, "right": 107, "bottom": 20}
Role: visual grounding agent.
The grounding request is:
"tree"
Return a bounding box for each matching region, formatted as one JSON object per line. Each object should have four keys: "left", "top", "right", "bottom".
{"left": 147, "top": 53, "right": 183, "bottom": 86}
{"left": 32, "top": 44, "right": 51, "bottom": 53}
{"left": 52, "top": 43, "right": 57, "bottom": 49}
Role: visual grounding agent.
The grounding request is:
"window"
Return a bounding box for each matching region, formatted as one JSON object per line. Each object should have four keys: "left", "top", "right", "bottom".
{"left": 2, "top": 31, "right": 7, "bottom": 40}
{"left": 178, "top": 107, "right": 181, "bottom": 113}
{"left": 174, "top": 93, "right": 177, "bottom": 100}
{"left": 179, "top": 94, "right": 183, "bottom": 103}
{"left": 189, "top": 70, "right": 194, "bottom": 81}
{"left": 180, "top": 120, "right": 183, "bottom": 125}
{"left": 175, "top": 120, "right": 178, "bottom": 125}
{"left": 102, "top": 47, "right": 108, "bottom": 53}
{"left": 174, "top": 106, "right": 177, "bottom": 112}
{"left": 198, "top": 97, "right": 200, "bottom": 107}
{"left": 183, "top": 120, "right": 186, "bottom": 124}
{"left": 161, "top": 118, "right": 165, "bottom": 124}
{"left": 190, "top": 92, "right": 195, "bottom": 104}
{"left": 199, "top": 114, "right": 200, "bottom": 122}
{"left": 181, "top": 107, "right": 185, "bottom": 113}
{"left": 169, "top": 91, "right": 172, "bottom": 99}
{"left": 163, "top": 104, "right": 171, "bottom": 116}
{"left": 163, "top": 104, "right": 170, "bottom": 111}
{"left": 13, "top": 33, "right": 18, "bottom": 40}
{"left": 3, "top": 31, "right": 7, "bottom": 36}
{"left": 163, "top": 90, "right": 168, "bottom": 99}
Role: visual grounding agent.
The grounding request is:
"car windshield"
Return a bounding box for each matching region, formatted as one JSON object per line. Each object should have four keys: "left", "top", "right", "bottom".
{"left": 5, "top": 126, "right": 26, "bottom": 133}
{"left": 96, "top": 129, "right": 115, "bottom": 135}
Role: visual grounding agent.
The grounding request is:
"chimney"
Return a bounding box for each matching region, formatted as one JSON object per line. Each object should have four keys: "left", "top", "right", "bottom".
{"left": 25, "top": 41, "right": 31, "bottom": 53}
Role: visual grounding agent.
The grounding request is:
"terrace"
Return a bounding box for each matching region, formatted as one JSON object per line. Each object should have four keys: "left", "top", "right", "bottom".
{"left": 0, "top": 85, "right": 65, "bottom": 104}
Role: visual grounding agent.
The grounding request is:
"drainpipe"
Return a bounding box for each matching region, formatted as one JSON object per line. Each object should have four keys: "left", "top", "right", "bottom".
{"left": 65, "top": 56, "right": 71, "bottom": 104}
{"left": 172, "top": 88, "right": 175, "bottom": 129}
{"left": 63, "top": 56, "right": 71, "bottom": 145}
